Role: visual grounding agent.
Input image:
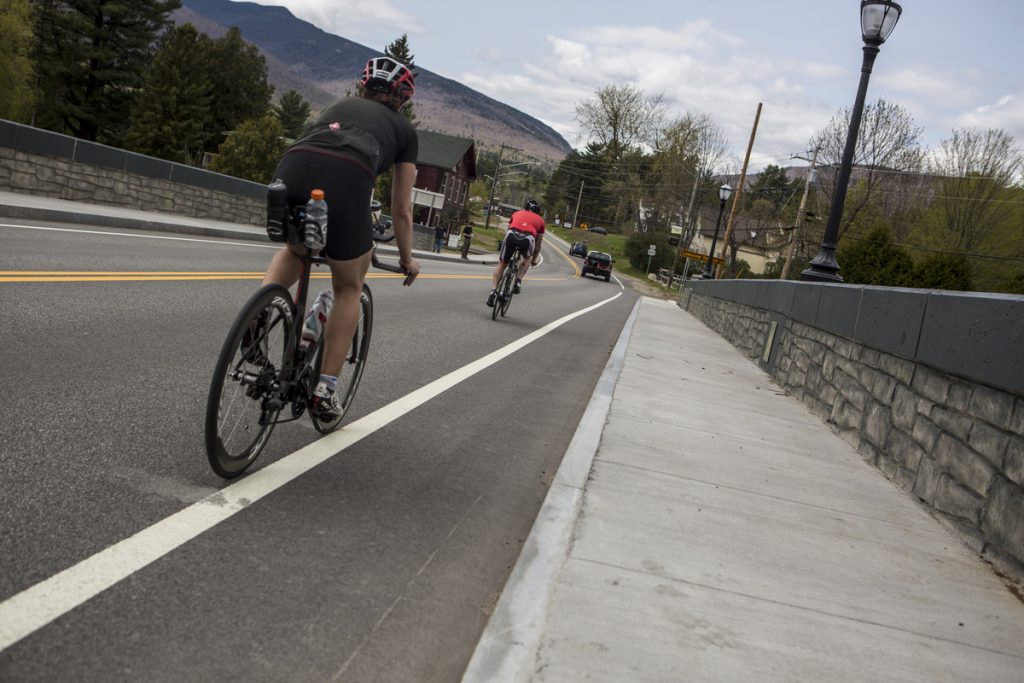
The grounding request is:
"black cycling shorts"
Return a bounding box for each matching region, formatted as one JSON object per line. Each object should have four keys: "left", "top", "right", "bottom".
{"left": 499, "top": 230, "right": 534, "bottom": 262}
{"left": 271, "top": 149, "right": 376, "bottom": 261}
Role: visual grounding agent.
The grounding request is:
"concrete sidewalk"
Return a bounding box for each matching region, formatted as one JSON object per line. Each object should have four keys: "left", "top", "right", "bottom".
{"left": 464, "top": 297, "right": 1024, "bottom": 682}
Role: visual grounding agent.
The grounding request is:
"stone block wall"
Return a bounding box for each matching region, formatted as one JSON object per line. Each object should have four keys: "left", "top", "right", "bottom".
{"left": 0, "top": 119, "right": 263, "bottom": 224}
{"left": 681, "top": 282, "right": 1024, "bottom": 584}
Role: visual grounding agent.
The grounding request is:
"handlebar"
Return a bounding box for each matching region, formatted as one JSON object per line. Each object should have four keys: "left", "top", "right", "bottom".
{"left": 371, "top": 251, "right": 404, "bottom": 274}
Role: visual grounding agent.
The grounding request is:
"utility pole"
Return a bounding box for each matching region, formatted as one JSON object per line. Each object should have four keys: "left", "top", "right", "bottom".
{"left": 669, "top": 170, "right": 702, "bottom": 278}
{"left": 715, "top": 102, "right": 762, "bottom": 279}
{"left": 780, "top": 147, "right": 819, "bottom": 280}
{"left": 571, "top": 180, "right": 584, "bottom": 229}
{"left": 484, "top": 143, "right": 505, "bottom": 231}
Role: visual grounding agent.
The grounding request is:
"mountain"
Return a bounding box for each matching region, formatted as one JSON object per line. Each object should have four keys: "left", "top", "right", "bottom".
{"left": 173, "top": 0, "right": 572, "bottom": 161}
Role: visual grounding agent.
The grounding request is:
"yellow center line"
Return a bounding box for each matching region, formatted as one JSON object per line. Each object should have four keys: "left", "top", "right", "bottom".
{"left": 0, "top": 271, "right": 570, "bottom": 284}
{"left": 550, "top": 241, "right": 582, "bottom": 278}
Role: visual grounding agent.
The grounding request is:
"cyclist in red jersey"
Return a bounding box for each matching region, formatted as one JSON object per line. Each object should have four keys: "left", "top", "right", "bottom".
{"left": 486, "top": 198, "right": 545, "bottom": 307}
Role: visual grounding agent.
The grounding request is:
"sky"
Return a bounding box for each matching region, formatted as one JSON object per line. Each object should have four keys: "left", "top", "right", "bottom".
{"left": 242, "top": 0, "right": 1024, "bottom": 171}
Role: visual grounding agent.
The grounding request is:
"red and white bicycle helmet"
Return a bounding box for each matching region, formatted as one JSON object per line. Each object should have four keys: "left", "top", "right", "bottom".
{"left": 360, "top": 56, "right": 416, "bottom": 102}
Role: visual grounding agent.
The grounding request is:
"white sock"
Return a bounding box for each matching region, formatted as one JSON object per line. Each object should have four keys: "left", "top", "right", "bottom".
{"left": 319, "top": 373, "right": 338, "bottom": 391}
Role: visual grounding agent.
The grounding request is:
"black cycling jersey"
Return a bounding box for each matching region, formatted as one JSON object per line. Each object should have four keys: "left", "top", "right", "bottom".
{"left": 288, "top": 97, "right": 418, "bottom": 176}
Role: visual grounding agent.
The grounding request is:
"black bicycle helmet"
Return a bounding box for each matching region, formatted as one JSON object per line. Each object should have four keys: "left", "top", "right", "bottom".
{"left": 524, "top": 198, "right": 542, "bottom": 214}
{"left": 360, "top": 56, "right": 416, "bottom": 102}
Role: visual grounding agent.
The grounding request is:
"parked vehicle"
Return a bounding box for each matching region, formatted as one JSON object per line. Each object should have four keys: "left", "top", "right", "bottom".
{"left": 569, "top": 241, "right": 588, "bottom": 257}
{"left": 581, "top": 251, "right": 614, "bottom": 282}
{"left": 588, "top": 226, "right": 608, "bottom": 235}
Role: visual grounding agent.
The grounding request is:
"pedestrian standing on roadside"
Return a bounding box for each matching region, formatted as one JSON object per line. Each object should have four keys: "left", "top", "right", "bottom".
{"left": 433, "top": 224, "right": 445, "bottom": 253}
{"left": 460, "top": 224, "right": 473, "bottom": 259}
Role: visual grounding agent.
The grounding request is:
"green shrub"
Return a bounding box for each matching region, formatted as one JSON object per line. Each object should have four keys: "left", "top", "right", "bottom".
{"left": 914, "top": 252, "right": 973, "bottom": 291}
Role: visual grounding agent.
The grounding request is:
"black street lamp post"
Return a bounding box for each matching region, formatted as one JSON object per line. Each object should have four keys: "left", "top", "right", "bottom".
{"left": 801, "top": 0, "right": 902, "bottom": 282}
{"left": 701, "top": 184, "right": 733, "bottom": 279}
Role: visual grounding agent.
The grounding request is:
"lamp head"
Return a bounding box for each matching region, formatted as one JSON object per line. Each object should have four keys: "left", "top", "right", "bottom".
{"left": 861, "top": 0, "right": 902, "bottom": 46}
{"left": 719, "top": 184, "right": 733, "bottom": 202}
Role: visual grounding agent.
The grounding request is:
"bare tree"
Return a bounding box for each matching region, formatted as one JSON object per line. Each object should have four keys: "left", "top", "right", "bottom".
{"left": 683, "top": 120, "right": 730, "bottom": 247}
{"left": 809, "top": 99, "right": 925, "bottom": 239}
{"left": 575, "top": 84, "right": 665, "bottom": 161}
{"left": 925, "top": 127, "right": 1023, "bottom": 252}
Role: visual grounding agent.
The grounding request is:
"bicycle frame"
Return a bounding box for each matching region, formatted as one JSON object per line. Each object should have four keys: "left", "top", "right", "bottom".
{"left": 258, "top": 210, "right": 402, "bottom": 426}
{"left": 499, "top": 249, "right": 522, "bottom": 300}
{"left": 252, "top": 248, "right": 320, "bottom": 424}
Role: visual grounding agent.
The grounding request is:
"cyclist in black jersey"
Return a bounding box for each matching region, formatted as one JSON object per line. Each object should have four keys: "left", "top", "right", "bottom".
{"left": 261, "top": 57, "right": 421, "bottom": 417}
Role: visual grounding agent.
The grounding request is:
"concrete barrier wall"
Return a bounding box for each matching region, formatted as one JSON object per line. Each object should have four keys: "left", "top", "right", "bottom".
{"left": 0, "top": 119, "right": 264, "bottom": 224}
{"left": 680, "top": 280, "right": 1024, "bottom": 583}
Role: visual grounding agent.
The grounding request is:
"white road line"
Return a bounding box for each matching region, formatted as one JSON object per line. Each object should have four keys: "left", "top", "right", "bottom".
{"left": 461, "top": 296, "right": 641, "bottom": 683}
{"left": 0, "top": 290, "right": 624, "bottom": 652}
{"left": 0, "top": 223, "right": 277, "bottom": 249}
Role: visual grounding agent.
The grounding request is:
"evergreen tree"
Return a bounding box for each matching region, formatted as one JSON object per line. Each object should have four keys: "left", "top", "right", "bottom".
{"left": 125, "top": 24, "right": 213, "bottom": 164}
{"left": 746, "top": 164, "right": 796, "bottom": 211}
{"left": 33, "top": 0, "right": 181, "bottom": 144}
{"left": 201, "top": 27, "right": 273, "bottom": 152}
{"left": 383, "top": 33, "right": 416, "bottom": 125}
{"left": 384, "top": 34, "right": 415, "bottom": 69}
{"left": 0, "top": 0, "right": 36, "bottom": 123}
{"left": 209, "top": 114, "right": 285, "bottom": 183}
{"left": 913, "top": 253, "right": 973, "bottom": 291}
{"left": 273, "top": 90, "right": 311, "bottom": 139}
{"left": 374, "top": 33, "right": 418, "bottom": 205}
{"left": 837, "top": 226, "right": 915, "bottom": 286}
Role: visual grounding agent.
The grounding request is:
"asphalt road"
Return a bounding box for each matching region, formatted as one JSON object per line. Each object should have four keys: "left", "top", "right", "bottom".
{"left": 0, "top": 220, "right": 641, "bottom": 682}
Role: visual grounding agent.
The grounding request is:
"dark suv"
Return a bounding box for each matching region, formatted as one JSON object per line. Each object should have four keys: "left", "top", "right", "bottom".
{"left": 569, "top": 240, "right": 587, "bottom": 257}
{"left": 581, "top": 251, "right": 613, "bottom": 281}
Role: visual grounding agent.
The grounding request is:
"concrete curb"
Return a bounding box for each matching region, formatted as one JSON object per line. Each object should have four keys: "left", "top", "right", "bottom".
{"left": 0, "top": 203, "right": 501, "bottom": 266}
{"left": 460, "top": 297, "right": 643, "bottom": 683}
{"left": 0, "top": 204, "right": 268, "bottom": 242}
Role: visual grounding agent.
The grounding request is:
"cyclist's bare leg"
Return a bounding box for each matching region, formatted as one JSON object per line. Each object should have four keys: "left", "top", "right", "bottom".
{"left": 517, "top": 255, "right": 531, "bottom": 281}
{"left": 491, "top": 260, "right": 507, "bottom": 289}
{"left": 262, "top": 244, "right": 305, "bottom": 287}
{"left": 320, "top": 250, "right": 372, "bottom": 377}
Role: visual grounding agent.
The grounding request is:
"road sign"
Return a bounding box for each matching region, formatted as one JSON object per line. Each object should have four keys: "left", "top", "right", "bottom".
{"left": 679, "top": 248, "right": 722, "bottom": 266}
{"left": 647, "top": 246, "right": 656, "bottom": 256}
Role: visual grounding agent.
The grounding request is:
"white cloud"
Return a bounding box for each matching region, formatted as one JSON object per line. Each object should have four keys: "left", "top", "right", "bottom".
{"left": 549, "top": 38, "right": 592, "bottom": 70}
{"left": 800, "top": 62, "right": 846, "bottom": 80}
{"left": 567, "top": 20, "right": 742, "bottom": 53}
{"left": 876, "top": 67, "right": 978, "bottom": 107}
{"left": 953, "top": 94, "right": 1024, "bottom": 142}
{"left": 474, "top": 46, "right": 503, "bottom": 63}
{"left": 457, "top": 19, "right": 847, "bottom": 170}
{"left": 245, "top": 0, "right": 422, "bottom": 45}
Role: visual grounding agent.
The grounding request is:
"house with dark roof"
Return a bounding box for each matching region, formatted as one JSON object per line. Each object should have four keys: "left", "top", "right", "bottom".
{"left": 688, "top": 212, "right": 788, "bottom": 275}
{"left": 412, "top": 130, "right": 477, "bottom": 231}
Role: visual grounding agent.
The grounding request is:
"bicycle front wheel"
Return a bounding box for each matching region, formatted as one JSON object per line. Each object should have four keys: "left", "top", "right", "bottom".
{"left": 205, "top": 284, "right": 294, "bottom": 478}
{"left": 310, "top": 284, "right": 373, "bottom": 434}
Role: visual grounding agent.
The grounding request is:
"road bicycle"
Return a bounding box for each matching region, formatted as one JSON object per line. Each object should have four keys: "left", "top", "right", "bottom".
{"left": 204, "top": 191, "right": 404, "bottom": 478}
{"left": 491, "top": 246, "right": 523, "bottom": 321}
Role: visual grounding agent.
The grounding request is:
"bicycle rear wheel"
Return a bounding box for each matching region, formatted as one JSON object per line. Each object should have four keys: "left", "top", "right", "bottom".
{"left": 491, "top": 272, "right": 503, "bottom": 321}
{"left": 205, "top": 284, "right": 294, "bottom": 478}
{"left": 499, "top": 261, "right": 517, "bottom": 318}
{"left": 310, "top": 284, "right": 373, "bottom": 434}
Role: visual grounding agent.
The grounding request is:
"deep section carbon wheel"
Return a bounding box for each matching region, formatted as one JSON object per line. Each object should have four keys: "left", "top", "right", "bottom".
{"left": 205, "top": 284, "right": 293, "bottom": 478}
